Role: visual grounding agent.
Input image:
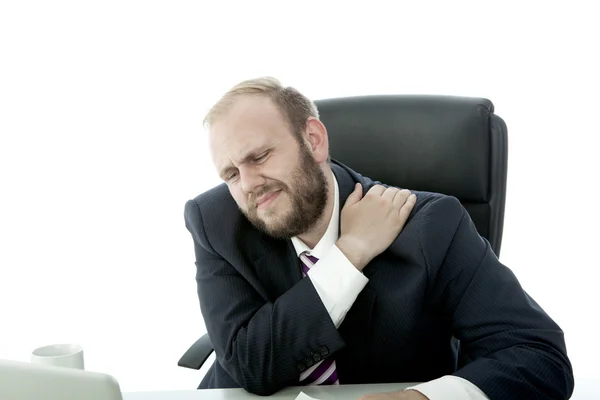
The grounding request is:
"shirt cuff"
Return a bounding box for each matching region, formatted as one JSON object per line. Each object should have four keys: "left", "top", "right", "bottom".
{"left": 307, "top": 244, "right": 369, "bottom": 328}
{"left": 406, "top": 376, "right": 489, "bottom": 400}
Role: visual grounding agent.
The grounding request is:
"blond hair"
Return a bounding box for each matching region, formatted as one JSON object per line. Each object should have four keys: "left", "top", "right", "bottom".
{"left": 203, "top": 77, "right": 319, "bottom": 141}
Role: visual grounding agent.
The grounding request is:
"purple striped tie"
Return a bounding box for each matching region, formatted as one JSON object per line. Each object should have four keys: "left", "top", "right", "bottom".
{"left": 298, "top": 252, "right": 340, "bottom": 386}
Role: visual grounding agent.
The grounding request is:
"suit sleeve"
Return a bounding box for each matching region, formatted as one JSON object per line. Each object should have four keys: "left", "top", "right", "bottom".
{"left": 420, "top": 196, "right": 574, "bottom": 400}
{"left": 185, "top": 199, "right": 345, "bottom": 396}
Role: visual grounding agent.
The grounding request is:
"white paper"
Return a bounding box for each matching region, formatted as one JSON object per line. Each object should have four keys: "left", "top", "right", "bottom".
{"left": 295, "top": 391, "right": 321, "bottom": 400}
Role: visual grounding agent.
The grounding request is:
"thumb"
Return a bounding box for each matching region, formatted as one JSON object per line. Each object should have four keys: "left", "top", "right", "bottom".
{"left": 344, "top": 183, "right": 363, "bottom": 207}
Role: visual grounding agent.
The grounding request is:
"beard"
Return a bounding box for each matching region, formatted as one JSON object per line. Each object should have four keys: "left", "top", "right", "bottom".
{"left": 242, "top": 145, "right": 329, "bottom": 239}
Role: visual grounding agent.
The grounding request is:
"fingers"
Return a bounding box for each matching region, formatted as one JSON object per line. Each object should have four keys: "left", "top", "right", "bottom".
{"left": 363, "top": 185, "right": 417, "bottom": 220}
{"left": 344, "top": 183, "right": 363, "bottom": 207}
{"left": 380, "top": 187, "right": 400, "bottom": 203}
{"left": 366, "top": 184, "right": 386, "bottom": 197}
{"left": 391, "top": 188, "right": 411, "bottom": 207}
{"left": 398, "top": 193, "right": 417, "bottom": 220}
{"left": 392, "top": 189, "right": 415, "bottom": 225}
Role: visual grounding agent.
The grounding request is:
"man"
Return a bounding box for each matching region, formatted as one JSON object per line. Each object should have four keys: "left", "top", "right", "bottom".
{"left": 184, "top": 77, "right": 573, "bottom": 399}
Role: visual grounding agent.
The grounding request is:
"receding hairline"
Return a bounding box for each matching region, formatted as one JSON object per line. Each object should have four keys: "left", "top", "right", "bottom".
{"left": 203, "top": 77, "right": 320, "bottom": 133}
{"left": 204, "top": 93, "right": 276, "bottom": 129}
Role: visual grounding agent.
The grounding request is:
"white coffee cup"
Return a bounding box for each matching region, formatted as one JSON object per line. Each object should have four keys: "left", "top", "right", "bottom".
{"left": 31, "top": 344, "right": 84, "bottom": 369}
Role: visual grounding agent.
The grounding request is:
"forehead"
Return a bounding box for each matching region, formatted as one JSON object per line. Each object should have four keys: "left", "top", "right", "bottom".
{"left": 208, "top": 95, "right": 293, "bottom": 164}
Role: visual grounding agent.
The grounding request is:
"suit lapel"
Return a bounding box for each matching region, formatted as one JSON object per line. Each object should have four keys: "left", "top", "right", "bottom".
{"left": 331, "top": 161, "right": 358, "bottom": 237}
{"left": 250, "top": 233, "right": 303, "bottom": 301}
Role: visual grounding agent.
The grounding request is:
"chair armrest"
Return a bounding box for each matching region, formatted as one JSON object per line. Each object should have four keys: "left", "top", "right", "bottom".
{"left": 178, "top": 333, "right": 214, "bottom": 370}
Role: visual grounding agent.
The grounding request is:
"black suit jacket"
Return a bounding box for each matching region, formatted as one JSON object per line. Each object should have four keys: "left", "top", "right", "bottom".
{"left": 184, "top": 161, "right": 574, "bottom": 399}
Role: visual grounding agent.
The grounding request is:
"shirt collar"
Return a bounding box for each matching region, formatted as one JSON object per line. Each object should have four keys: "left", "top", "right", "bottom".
{"left": 291, "top": 171, "right": 340, "bottom": 259}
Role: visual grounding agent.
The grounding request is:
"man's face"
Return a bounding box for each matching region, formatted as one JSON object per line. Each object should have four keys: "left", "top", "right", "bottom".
{"left": 209, "top": 96, "right": 328, "bottom": 239}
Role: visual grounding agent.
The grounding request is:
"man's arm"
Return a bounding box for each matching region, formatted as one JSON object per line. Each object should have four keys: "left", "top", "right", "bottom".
{"left": 187, "top": 201, "right": 344, "bottom": 396}
{"left": 420, "top": 196, "right": 574, "bottom": 399}
{"left": 185, "top": 185, "right": 416, "bottom": 395}
{"left": 306, "top": 245, "right": 369, "bottom": 328}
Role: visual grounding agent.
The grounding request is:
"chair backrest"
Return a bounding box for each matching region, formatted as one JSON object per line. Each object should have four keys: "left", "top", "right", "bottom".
{"left": 315, "top": 95, "right": 508, "bottom": 256}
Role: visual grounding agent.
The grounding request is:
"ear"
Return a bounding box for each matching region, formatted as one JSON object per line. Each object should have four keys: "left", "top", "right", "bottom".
{"left": 304, "top": 117, "right": 330, "bottom": 164}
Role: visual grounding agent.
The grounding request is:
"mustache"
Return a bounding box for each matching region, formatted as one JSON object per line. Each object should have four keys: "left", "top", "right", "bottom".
{"left": 249, "top": 183, "right": 287, "bottom": 208}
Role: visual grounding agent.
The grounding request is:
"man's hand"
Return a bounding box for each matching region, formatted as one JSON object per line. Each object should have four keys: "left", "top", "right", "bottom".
{"left": 359, "top": 390, "right": 429, "bottom": 400}
{"left": 337, "top": 183, "right": 417, "bottom": 270}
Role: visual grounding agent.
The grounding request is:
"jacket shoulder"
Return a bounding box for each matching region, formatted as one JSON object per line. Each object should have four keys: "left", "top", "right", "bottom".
{"left": 184, "top": 183, "right": 244, "bottom": 254}
{"left": 409, "top": 191, "right": 469, "bottom": 273}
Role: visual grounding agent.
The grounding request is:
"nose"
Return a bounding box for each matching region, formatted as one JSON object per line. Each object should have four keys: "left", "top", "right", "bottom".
{"left": 239, "top": 165, "right": 265, "bottom": 195}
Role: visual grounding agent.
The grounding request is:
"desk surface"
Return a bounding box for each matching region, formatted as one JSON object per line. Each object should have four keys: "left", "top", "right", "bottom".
{"left": 123, "top": 383, "right": 413, "bottom": 400}
{"left": 123, "top": 380, "right": 599, "bottom": 400}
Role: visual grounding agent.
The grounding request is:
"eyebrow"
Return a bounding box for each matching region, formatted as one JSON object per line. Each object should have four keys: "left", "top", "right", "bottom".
{"left": 219, "top": 146, "right": 272, "bottom": 179}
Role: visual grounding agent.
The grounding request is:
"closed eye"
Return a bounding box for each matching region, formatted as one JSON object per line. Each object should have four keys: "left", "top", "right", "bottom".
{"left": 222, "top": 149, "right": 271, "bottom": 182}
{"left": 254, "top": 152, "right": 269, "bottom": 163}
{"left": 226, "top": 171, "right": 239, "bottom": 182}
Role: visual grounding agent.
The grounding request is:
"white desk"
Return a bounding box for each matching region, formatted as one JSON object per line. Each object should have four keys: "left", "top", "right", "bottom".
{"left": 123, "top": 380, "right": 599, "bottom": 400}
{"left": 123, "top": 383, "right": 414, "bottom": 400}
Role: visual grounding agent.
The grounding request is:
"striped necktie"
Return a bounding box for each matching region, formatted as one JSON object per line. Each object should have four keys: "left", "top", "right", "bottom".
{"left": 298, "top": 252, "right": 340, "bottom": 386}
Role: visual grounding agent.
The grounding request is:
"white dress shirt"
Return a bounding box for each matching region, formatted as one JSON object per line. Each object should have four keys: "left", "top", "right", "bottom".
{"left": 290, "top": 171, "right": 490, "bottom": 400}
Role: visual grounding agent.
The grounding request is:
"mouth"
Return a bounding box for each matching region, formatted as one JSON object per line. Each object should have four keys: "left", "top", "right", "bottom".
{"left": 256, "top": 190, "right": 282, "bottom": 209}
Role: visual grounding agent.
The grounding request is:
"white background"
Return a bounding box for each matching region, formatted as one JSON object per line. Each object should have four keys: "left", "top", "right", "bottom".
{"left": 1, "top": 0, "right": 598, "bottom": 393}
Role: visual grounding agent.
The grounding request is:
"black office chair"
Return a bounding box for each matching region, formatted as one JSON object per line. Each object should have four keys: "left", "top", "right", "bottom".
{"left": 178, "top": 94, "right": 509, "bottom": 371}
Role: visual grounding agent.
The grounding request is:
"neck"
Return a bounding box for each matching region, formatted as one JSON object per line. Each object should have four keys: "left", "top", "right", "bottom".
{"left": 296, "top": 167, "right": 335, "bottom": 249}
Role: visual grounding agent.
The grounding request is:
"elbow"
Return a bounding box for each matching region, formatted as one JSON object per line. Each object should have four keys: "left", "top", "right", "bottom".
{"left": 535, "top": 346, "right": 575, "bottom": 399}
{"left": 244, "top": 384, "right": 281, "bottom": 397}
{"left": 237, "top": 370, "right": 288, "bottom": 396}
{"left": 221, "top": 335, "right": 295, "bottom": 395}
{"left": 556, "top": 361, "right": 575, "bottom": 400}
{"left": 236, "top": 364, "right": 291, "bottom": 396}
{"left": 223, "top": 357, "right": 287, "bottom": 396}
{"left": 549, "top": 342, "right": 575, "bottom": 399}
